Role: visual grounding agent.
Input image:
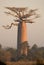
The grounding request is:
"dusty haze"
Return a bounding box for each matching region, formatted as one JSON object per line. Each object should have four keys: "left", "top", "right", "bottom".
{"left": 0, "top": 0, "right": 44, "bottom": 48}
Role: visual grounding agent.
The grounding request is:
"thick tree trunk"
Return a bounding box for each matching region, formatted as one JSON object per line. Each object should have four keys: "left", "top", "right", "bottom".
{"left": 21, "top": 21, "right": 27, "bottom": 43}
{"left": 17, "top": 21, "right": 29, "bottom": 58}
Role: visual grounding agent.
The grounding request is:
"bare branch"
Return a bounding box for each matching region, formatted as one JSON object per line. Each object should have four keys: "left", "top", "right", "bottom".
{"left": 4, "top": 7, "right": 39, "bottom": 24}
{"left": 5, "top": 7, "right": 19, "bottom": 16}
{"left": 18, "top": 11, "right": 22, "bottom": 18}
{"left": 5, "top": 7, "right": 27, "bottom": 18}
{"left": 12, "top": 7, "right": 27, "bottom": 12}
{"left": 26, "top": 9, "right": 38, "bottom": 17}
{"left": 5, "top": 12, "right": 18, "bottom": 18}
{"left": 29, "top": 9, "right": 38, "bottom": 13}
{"left": 14, "top": 19, "right": 20, "bottom": 22}
{"left": 25, "top": 19, "right": 34, "bottom": 23}
{"left": 21, "top": 14, "right": 30, "bottom": 18}
{"left": 2, "top": 23, "right": 18, "bottom": 29}
{"left": 22, "top": 11, "right": 24, "bottom": 16}
{"left": 31, "top": 14, "right": 40, "bottom": 20}
{"left": 35, "top": 14, "right": 40, "bottom": 18}
{"left": 21, "top": 9, "right": 38, "bottom": 18}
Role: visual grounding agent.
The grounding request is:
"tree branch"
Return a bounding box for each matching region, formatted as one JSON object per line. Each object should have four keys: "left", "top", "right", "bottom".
{"left": 25, "top": 19, "right": 34, "bottom": 23}
{"left": 5, "top": 12, "right": 19, "bottom": 18}
{"left": 2, "top": 23, "right": 18, "bottom": 29}
{"left": 5, "top": 7, "right": 19, "bottom": 17}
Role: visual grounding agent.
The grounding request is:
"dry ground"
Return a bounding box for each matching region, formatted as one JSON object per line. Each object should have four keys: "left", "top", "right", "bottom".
{"left": 5, "top": 61, "right": 44, "bottom": 65}
{"left": 6, "top": 61, "right": 37, "bottom": 65}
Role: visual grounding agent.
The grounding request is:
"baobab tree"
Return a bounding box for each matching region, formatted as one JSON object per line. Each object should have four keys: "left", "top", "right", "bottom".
{"left": 3, "top": 7, "right": 39, "bottom": 58}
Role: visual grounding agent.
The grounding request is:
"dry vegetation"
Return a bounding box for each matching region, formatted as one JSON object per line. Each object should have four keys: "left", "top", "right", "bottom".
{"left": 5, "top": 61, "right": 44, "bottom": 65}
{"left": 0, "top": 44, "right": 44, "bottom": 65}
{"left": 6, "top": 61, "right": 36, "bottom": 65}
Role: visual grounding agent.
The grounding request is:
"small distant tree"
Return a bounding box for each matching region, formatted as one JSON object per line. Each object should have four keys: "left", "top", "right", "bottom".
{"left": 31, "top": 44, "right": 38, "bottom": 50}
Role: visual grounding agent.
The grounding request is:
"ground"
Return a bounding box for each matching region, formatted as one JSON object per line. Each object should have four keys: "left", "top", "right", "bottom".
{"left": 5, "top": 61, "right": 44, "bottom": 65}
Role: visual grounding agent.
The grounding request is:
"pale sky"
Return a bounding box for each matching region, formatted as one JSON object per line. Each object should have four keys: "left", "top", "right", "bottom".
{"left": 0, "top": 0, "right": 44, "bottom": 48}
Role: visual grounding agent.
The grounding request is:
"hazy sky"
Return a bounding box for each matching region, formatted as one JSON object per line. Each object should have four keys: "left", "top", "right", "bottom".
{"left": 0, "top": 0, "right": 44, "bottom": 48}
